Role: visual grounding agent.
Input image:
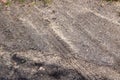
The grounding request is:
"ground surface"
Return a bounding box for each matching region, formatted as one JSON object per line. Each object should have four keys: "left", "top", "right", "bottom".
{"left": 0, "top": 0, "right": 120, "bottom": 80}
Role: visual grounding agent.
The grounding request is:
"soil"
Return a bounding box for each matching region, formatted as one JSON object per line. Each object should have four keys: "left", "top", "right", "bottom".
{"left": 0, "top": 0, "right": 120, "bottom": 80}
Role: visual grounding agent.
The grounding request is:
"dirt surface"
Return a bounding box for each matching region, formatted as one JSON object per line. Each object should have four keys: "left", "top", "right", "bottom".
{"left": 0, "top": 0, "right": 120, "bottom": 80}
